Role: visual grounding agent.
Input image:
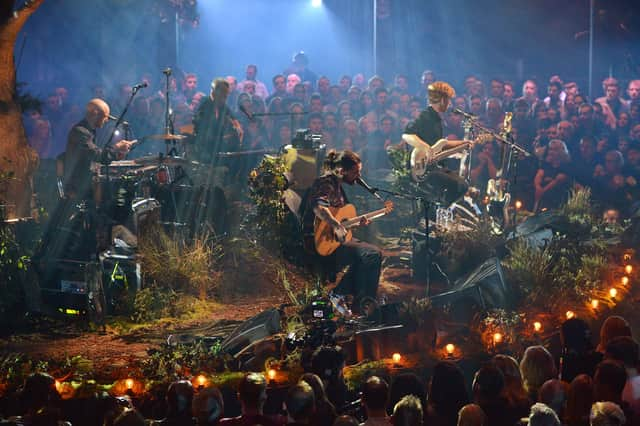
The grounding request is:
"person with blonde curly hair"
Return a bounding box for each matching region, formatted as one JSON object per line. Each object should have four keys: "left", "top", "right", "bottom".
{"left": 402, "top": 81, "right": 473, "bottom": 167}
{"left": 520, "top": 346, "right": 558, "bottom": 401}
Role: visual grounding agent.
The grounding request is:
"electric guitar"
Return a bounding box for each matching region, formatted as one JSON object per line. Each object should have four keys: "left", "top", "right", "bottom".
{"left": 314, "top": 200, "right": 394, "bottom": 256}
{"left": 410, "top": 134, "right": 493, "bottom": 181}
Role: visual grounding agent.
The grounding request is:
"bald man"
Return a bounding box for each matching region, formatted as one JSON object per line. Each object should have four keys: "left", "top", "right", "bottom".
{"left": 63, "top": 98, "right": 133, "bottom": 199}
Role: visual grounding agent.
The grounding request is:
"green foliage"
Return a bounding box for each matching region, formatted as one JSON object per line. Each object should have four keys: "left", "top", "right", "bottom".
{"left": 141, "top": 341, "right": 231, "bottom": 381}
{"left": 437, "top": 218, "right": 503, "bottom": 276}
{"left": 399, "top": 297, "right": 432, "bottom": 328}
{"left": 503, "top": 231, "right": 611, "bottom": 309}
{"left": 561, "top": 187, "right": 595, "bottom": 226}
{"left": 343, "top": 360, "right": 387, "bottom": 391}
{"left": 132, "top": 284, "right": 179, "bottom": 323}
{"left": 247, "top": 156, "right": 291, "bottom": 251}
{"left": 0, "top": 353, "right": 49, "bottom": 388}
{"left": 0, "top": 223, "right": 30, "bottom": 327}
{"left": 387, "top": 147, "right": 415, "bottom": 194}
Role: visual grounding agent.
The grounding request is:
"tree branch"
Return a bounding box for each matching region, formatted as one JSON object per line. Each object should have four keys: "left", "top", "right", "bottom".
{"left": 7, "top": 0, "right": 44, "bottom": 36}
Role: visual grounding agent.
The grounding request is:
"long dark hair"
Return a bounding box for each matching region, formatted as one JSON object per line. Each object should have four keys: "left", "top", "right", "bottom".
{"left": 323, "top": 149, "right": 361, "bottom": 172}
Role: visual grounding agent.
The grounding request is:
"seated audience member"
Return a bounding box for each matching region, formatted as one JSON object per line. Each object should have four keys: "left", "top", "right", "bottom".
{"left": 593, "top": 361, "right": 632, "bottom": 422}
{"left": 154, "top": 380, "right": 196, "bottom": 425}
{"left": 17, "top": 372, "right": 67, "bottom": 426}
{"left": 219, "top": 373, "right": 278, "bottom": 426}
{"left": 426, "top": 361, "right": 469, "bottom": 426}
{"left": 528, "top": 402, "right": 561, "bottom": 426}
{"left": 538, "top": 380, "right": 569, "bottom": 421}
{"left": 605, "top": 337, "right": 640, "bottom": 419}
{"left": 300, "top": 373, "right": 336, "bottom": 426}
{"left": 559, "top": 318, "right": 603, "bottom": 382}
{"left": 361, "top": 376, "right": 390, "bottom": 426}
{"left": 333, "top": 415, "right": 360, "bottom": 426}
{"left": 534, "top": 139, "right": 572, "bottom": 211}
{"left": 589, "top": 401, "right": 626, "bottom": 426}
{"left": 285, "top": 382, "right": 316, "bottom": 426}
{"left": 593, "top": 151, "right": 634, "bottom": 214}
{"left": 309, "top": 346, "right": 348, "bottom": 410}
{"left": 602, "top": 208, "right": 622, "bottom": 225}
{"left": 566, "top": 374, "right": 595, "bottom": 426}
{"left": 597, "top": 316, "right": 632, "bottom": 354}
{"left": 491, "top": 355, "right": 531, "bottom": 420}
{"left": 193, "top": 386, "right": 224, "bottom": 426}
{"left": 472, "top": 364, "right": 517, "bottom": 426}
{"left": 391, "top": 395, "right": 423, "bottom": 426}
{"left": 520, "top": 346, "right": 558, "bottom": 402}
{"left": 113, "top": 409, "right": 146, "bottom": 426}
{"left": 387, "top": 374, "right": 426, "bottom": 417}
{"left": 572, "top": 136, "right": 600, "bottom": 188}
{"left": 456, "top": 404, "right": 487, "bottom": 426}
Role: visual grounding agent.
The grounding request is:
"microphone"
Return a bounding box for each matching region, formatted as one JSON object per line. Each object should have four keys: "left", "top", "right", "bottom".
{"left": 162, "top": 68, "right": 172, "bottom": 76}
{"left": 108, "top": 114, "right": 129, "bottom": 126}
{"left": 239, "top": 104, "right": 254, "bottom": 120}
{"left": 132, "top": 82, "right": 148, "bottom": 91}
{"left": 355, "top": 177, "right": 383, "bottom": 200}
{"left": 452, "top": 108, "right": 478, "bottom": 120}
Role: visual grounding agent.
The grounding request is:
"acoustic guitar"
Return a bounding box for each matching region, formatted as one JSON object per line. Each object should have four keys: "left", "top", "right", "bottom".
{"left": 314, "top": 200, "right": 394, "bottom": 256}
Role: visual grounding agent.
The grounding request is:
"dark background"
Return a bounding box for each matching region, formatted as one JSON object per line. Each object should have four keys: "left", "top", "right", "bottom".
{"left": 15, "top": 0, "right": 640, "bottom": 98}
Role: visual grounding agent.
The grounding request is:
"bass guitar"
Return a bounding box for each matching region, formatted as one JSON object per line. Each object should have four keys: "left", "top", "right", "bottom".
{"left": 314, "top": 200, "right": 394, "bottom": 256}
{"left": 410, "top": 134, "right": 492, "bottom": 181}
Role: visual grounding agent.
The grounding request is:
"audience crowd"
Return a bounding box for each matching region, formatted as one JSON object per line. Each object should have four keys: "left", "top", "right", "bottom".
{"left": 1, "top": 315, "right": 639, "bottom": 425}
{"left": 24, "top": 59, "right": 640, "bottom": 219}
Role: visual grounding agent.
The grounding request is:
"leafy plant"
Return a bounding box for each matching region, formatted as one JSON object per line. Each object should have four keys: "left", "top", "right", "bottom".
{"left": 132, "top": 284, "right": 178, "bottom": 323}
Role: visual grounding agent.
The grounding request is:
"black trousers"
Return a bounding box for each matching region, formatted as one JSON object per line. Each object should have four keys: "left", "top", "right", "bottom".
{"left": 330, "top": 238, "right": 382, "bottom": 305}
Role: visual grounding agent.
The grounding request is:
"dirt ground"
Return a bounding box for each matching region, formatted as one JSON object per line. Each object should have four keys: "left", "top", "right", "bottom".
{"left": 0, "top": 250, "right": 424, "bottom": 377}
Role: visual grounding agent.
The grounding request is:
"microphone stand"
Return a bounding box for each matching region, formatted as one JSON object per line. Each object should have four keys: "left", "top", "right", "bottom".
{"left": 367, "top": 186, "right": 435, "bottom": 297}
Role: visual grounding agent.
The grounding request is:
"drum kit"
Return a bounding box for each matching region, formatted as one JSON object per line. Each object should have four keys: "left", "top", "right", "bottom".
{"left": 93, "top": 130, "right": 204, "bottom": 232}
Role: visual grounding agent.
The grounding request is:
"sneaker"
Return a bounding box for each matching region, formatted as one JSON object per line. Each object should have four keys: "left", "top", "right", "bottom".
{"left": 329, "top": 291, "right": 352, "bottom": 318}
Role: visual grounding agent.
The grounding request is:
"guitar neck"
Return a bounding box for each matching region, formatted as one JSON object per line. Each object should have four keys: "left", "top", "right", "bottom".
{"left": 343, "top": 207, "right": 389, "bottom": 229}
{"left": 430, "top": 142, "right": 469, "bottom": 163}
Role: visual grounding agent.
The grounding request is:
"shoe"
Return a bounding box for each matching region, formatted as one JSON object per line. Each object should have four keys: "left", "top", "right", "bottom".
{"left": 329, "top": 291, "right": 352, "bottom": 318}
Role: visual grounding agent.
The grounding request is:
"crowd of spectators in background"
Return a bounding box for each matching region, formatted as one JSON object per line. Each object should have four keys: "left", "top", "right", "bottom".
{"left": 1, "top": 314, "right": 639, "bottom": 425}
{"left": 24, "top": 53, "right": 640, "bottom": 218}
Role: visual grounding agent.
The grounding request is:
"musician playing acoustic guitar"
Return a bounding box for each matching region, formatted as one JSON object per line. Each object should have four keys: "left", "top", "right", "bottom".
{"left": 300, "top": 150, "right": 392, "bottom": 313}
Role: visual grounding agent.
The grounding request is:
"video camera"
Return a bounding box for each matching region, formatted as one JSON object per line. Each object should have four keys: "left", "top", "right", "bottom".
{"left": 292, "top": 129, "right": 323, "bottom": 150}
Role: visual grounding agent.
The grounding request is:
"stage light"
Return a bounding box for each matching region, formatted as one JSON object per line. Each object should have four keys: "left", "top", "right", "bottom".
{"left": 533, "top": 322, "right": 542, "bottom": 332}
{"left": 114, "top": 129, "right": 121, "bottom": 136}
{"left": 566, "top": 310, "right": 575, "bottom": 319}
{"left": 493, "top": 332, "right": 503, "bottom": 344}
{"left": 609, "top": 288, "right": 618, "bottom": 298}
{"left": 623, "top": 253, "right": 632, "bottom": 261}
{"left": 311, "top": 0, "right": 322, "bottom": 7}
{"left": 591, "top": 299, "right": 599, "bottom": 309}
{"left": 445, "top": 343, "right": 455, "bottom": 355}
{"left": 625, "top": 265, "right": 633, "bottom": 274}
{"left": 197, "top": 375, "right": 207, "bottom": 387}
{"left": 622, "top": 276, "right": 629, "bottom": 286}
{"left": 125, "top": 378, "right": 134, "bottom": 390}
{"left": 392, "top": 353, "right": 402, "bottom": 364}
{"left": 515, "top": 200, "right": 522, "bottom": 210}
{"left": 267, "top": 369, "right": 277, "bottom": 381}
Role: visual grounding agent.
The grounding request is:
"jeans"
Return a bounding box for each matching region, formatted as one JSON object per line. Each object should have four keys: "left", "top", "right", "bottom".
{"left": 330, "top": 238, "right": 382, "bottom": 305}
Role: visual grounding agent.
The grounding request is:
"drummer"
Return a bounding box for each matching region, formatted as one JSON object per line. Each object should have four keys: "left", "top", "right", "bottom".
{"left": 63, "top": 98, "right": 134, "bottom": 200}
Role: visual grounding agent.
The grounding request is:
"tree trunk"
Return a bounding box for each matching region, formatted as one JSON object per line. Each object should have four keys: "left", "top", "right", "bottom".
{"left": 0, "top": 0, "right": 44, "bottom": 219}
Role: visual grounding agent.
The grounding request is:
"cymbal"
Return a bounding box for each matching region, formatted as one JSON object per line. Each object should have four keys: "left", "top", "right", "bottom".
{"left": 146, "top": 133, "right": 187, "bottom": 141}
{"left": 134, "top": 155, "right": 190, "bottom": 166}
